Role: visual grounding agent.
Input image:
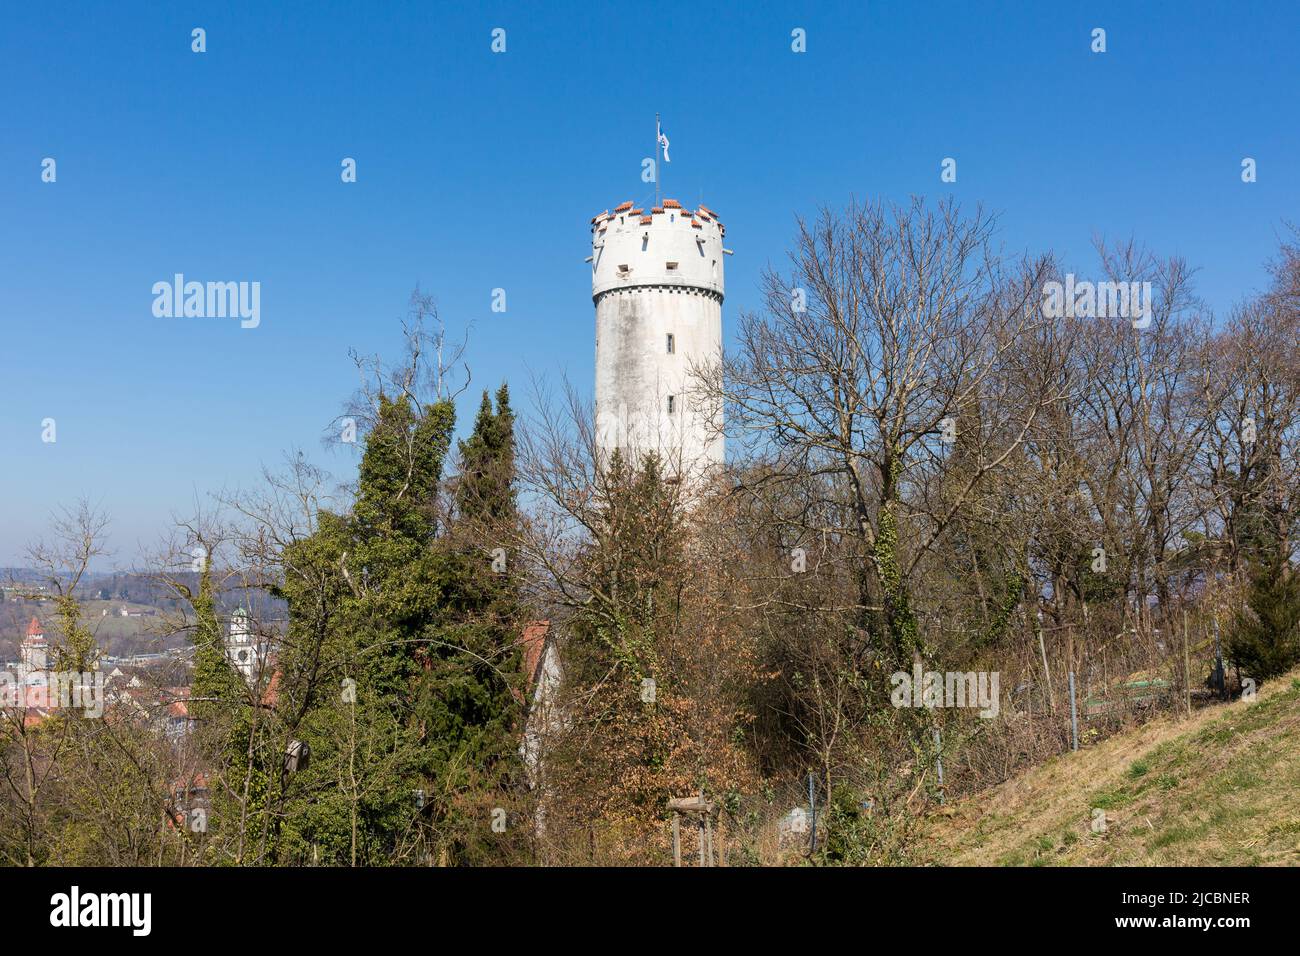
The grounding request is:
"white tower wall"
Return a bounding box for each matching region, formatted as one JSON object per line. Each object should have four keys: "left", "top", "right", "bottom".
{"left": 20, "top": 633, "right": 47, "bottom": 683}
{"left": 591, "top": 200, "right": 726, "bottom": 479}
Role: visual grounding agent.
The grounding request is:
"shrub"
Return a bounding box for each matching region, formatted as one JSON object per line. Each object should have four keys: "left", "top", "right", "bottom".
{"left": 1226, "top": 560, "right": 1300, "bottom": 683}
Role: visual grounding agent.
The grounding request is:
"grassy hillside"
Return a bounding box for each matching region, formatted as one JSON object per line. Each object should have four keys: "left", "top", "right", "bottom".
{"left": 923, "top": 670, "right": 1300, "bottom": 866}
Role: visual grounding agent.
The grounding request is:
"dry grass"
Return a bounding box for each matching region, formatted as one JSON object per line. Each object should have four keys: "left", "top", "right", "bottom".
{"left": 921, "top": 668, "right": 1300, "bottom": 866}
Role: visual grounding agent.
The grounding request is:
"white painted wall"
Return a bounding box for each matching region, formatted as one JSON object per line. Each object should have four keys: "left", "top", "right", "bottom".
{"left": 521, "top": 639, "right": 563, "bottom": 781}
{"left": 591, "top": 203, "right": 725, "bottom": 478}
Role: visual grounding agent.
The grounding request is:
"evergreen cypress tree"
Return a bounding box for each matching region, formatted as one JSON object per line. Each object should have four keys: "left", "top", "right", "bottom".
{"left": 455, "top": 384, "right": 517, "bottom": 527}
{"left": 189, "top": 564, "right": 247, "bottom": 726}
{"left": 1226, "top": 558, "right": 1300, "bottom": 682}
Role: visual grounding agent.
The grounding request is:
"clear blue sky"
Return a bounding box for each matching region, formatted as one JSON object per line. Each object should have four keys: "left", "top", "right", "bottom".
{"left": 2, "top": 0, "right": 1296, "bottom": 566}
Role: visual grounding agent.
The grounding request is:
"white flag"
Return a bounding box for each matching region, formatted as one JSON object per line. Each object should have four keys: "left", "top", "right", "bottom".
{"left": 657, "top": 121, "right": 670, "bottom": 163}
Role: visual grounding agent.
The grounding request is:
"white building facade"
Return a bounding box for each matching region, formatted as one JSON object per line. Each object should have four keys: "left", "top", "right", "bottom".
{"left": 225, "top": 608, "right": 268, "bottom": 685}
{"left": 19, "top": 617, "right": 48, "bottom": 684}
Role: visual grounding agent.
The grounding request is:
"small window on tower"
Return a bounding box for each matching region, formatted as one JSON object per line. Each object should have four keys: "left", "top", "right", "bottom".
{"left": 667, "top": 395, "right": 676, "bottom": 415}
{"left": 617, "top": 264, "right": 630, "bottom": 276}
{"left": 666, "top": 333, "right": 675, "bottom": 354}
{"left": 666, "top": 261, "right": 679, "bottom": 271}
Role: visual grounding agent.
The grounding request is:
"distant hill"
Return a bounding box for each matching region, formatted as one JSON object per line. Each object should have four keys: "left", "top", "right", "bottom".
{"left": 0, "top": 570, "right": 285, "bottom": 659}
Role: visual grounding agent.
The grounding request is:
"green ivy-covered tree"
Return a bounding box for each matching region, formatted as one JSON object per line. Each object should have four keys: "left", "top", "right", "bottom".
{"left": 272, "top": 373, "right": 523, "bottom": 865}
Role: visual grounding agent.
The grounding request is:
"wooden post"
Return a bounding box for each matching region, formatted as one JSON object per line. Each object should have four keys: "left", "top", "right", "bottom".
{"left": 808, "top": 772, "right": 818, "bottom": 851}
{"left": 1068, "top": 671, "right": 1079, "bottom": 751}
{"left": 1034, "top": 606, "right": 1056, "bottom": 714}
{"left": 697, "top": 788, "right": 705, "bottom": 867}
{"left": 933, "top": 728, "right": 945, "bottom": 804}
{"left": 667, "top": 794, "right": 716, "bottom": 868}
{"left": 1182, "top": 610, "right": 1192, "bottom": 717}
{"left": 1212, "top": 617, "right": 1226, "bottom": 700}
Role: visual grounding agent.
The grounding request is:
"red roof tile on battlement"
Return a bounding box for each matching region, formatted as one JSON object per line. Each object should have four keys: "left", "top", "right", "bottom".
{"left": 25, "top": 617, "right": 45, "bottom": 639}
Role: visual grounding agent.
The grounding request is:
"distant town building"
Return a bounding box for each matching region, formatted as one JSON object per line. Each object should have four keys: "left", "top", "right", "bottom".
{"left": 5, "top": 617, "right": 55, "bottom": 719}
{"left": 225, "top": 607, "right": 269, "bottom": 684}
{"left": 19, "top": 616, "right": 48, "bottom": 684}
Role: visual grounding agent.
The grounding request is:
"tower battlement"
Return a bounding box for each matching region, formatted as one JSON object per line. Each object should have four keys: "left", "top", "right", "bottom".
{"left": 591, "top": 200, "right": 726, "bottom": 301}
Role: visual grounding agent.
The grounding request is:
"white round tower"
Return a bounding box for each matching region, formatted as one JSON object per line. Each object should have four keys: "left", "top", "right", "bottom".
{"left": 591, "top": 198, "right": 726, "bottom": 479}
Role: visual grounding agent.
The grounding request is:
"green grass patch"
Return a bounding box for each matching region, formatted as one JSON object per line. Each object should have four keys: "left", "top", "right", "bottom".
{"left": 1150, "top": 824, "right": 1199, "bottom": 850}
{"left": 1089, "top": 786, "right": 1135, "bottom": 810}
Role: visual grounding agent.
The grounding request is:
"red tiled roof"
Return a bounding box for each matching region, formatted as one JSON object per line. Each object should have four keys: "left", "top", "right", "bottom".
{"left": 663, "top": 199, "right": 682, "bottom": 208}
{"left": 614, "top": 201, "right": 634, "bottom": 212}
{"left": 261, "top": 668, "right": 282, "bottom": 708}
{"left": 159, "top": 685, "right": 200, "bottom": 719}
{"left": 521, "top": 621, "right": 551, "bottom": 692}
{"left": 25, "top": 616, "right": 44, "bottom": 638}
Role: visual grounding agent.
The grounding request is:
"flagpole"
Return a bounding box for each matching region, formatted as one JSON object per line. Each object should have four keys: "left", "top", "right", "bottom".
{"left": 655, "top": 112, "right": 661, "bottom": 207}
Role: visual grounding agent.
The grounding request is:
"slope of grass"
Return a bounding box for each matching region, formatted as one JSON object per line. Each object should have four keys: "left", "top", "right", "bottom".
{"left": 923, "top": 670, "right": 1300, "bottom": 866}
